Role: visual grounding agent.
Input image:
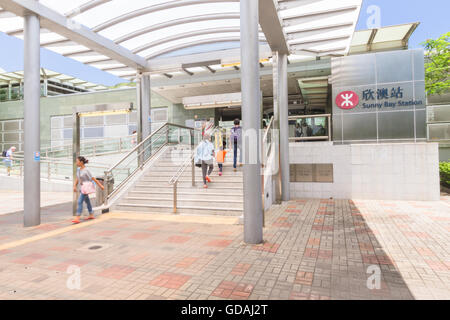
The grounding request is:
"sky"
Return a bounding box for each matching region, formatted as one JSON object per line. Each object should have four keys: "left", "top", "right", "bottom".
{"left": 0, "top": 0, "right": 449, "bottom": 86}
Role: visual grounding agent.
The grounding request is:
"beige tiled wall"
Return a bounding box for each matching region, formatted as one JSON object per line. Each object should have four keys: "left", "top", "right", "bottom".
{"left": 289, "top": 142, "right": 440, "bottom": 201}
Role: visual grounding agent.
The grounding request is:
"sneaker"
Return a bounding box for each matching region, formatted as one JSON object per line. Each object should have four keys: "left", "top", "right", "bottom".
{"left": 233, "top": 168, "right": 237, "bottom": 172}
{"left": 206, "top": 176, "right": 212, "bottom": 183}
{"left": 203, "top": 184, "right": 208, "bottom": 188}
{"left": 218, "top": 172, "right": 222, "bottom": 176}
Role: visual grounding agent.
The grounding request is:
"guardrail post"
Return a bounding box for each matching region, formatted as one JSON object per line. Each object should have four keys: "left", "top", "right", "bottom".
{"left": 173, "top": 181, "right": 177, "bottom": 214}
{"left": 192, "top": 157, "right": 195, "bottom": 187}
{"left": 103, "top": 171, "right": 109, "bottom": 206}
{"left": 190, "top": 129, "right": 195, "bottom": 186}
{"left": 47, "top": 162, "right": 51, "bottom": 181}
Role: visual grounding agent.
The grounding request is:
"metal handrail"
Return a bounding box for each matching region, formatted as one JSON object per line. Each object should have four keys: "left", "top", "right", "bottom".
{"left": 0, "top": 155, "right": 113, "bottom": 181}
{"left": 169, "top": 124, "right": 219, "bottom": 213}
{"left": 102, "top": 122, "right": 198, "bottom": 206}
{"left": 14, "top": 134, "right": 135, "bottom": 158}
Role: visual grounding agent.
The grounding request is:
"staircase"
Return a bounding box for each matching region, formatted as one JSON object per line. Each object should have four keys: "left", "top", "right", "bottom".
{"left": 114, "top": 145, "right": 244, "bottom": 216}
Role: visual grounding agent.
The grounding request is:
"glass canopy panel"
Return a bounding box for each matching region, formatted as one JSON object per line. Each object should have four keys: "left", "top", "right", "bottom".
{"left": 279, "top": 0, "right": 361, "bottom": 18}
{"left": 351, "top": 29, "right": 372, "bottom": 46}
{"left": 283, "top": 11, "right": 358, "bottom": 32}
{"left": 120, "top": 19, "right": 242, "bottom": 52}
{"left": 373, "top": 24, "right": 412, "bottom": 43}
{"left": 287, "top": 27, "right": 354, "bottom": 44}
{"left": 39, "top": 0, "right": 94, "bottom": 15}
{"left": 102, "top": 5, "right": 240, "bottom": 43}
{"left": 0, "top": 15, "right": 22, "bottom": 33}
{"left": 138, "top": 32, "right": 260, "bottom": 59}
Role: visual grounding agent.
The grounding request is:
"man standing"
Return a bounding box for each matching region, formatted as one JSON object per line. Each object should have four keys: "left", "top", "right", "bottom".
{"left": 3, "top": 146, "right": 16, "bottom": 176}
{"left": 229, "top": 118, "right": 242, "bottom": 172}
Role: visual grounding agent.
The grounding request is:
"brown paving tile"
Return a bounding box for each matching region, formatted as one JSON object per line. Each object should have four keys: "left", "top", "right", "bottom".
{"left": 149, "top": 272, "right": 191, "bottom": 289}
{"left": 97, "top": 265, "right": 136, "bottom": 280}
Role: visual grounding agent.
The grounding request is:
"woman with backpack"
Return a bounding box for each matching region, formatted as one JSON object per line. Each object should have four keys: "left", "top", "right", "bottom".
{"left": 72, "top": 156, "right": 104, "bottom": 224}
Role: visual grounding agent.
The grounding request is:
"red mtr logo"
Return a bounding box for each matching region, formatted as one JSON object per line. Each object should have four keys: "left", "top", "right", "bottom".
{"left": 336, "top": 91, "right": 359, "bottom": 109}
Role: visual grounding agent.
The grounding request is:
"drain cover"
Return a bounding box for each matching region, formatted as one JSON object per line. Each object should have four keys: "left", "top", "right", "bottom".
{"left": 77, "top": 243, "right": 112, "bottom": 252}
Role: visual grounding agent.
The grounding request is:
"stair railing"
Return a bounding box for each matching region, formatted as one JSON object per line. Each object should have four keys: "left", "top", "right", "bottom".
{"left": 168, "top": 124, "right": 219, "bottom": 213}
{"left": 102, "top": 122, "right": 196, "bottom": 207}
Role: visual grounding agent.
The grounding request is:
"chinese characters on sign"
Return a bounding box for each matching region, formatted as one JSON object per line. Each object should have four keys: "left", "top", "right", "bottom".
{"left": 359, "top": 86, "right": 422, "bottom": 109}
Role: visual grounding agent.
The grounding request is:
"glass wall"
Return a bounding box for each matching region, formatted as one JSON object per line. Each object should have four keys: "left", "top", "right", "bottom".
{"left": 289, "top": 115, "right": 331, "bottom": 142}
{"left": 331, "top": 49, "right": 426, "bottom": 144}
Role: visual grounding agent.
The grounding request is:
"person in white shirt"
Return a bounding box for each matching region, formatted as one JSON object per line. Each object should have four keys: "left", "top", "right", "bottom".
{"left": 195, "top": 134, "right": 215, "bottom": 188}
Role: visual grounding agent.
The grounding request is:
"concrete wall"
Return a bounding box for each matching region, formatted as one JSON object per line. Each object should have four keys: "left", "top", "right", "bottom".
{"left": 289, "top": 141, "right": 440, "bottom": 201}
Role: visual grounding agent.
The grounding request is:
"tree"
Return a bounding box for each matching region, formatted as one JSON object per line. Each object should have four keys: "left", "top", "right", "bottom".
{"left": 422, "top": 32, "right": 450, "bottom": 95}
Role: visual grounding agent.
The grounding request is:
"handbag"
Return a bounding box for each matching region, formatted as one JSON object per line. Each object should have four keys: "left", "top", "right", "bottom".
{"left": 81, "top": 181, "right": 96, "bottom": 195}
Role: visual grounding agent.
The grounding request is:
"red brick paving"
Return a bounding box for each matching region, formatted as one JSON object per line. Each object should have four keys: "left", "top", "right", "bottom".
{"left": 295, "top": 271, "right": 314, "bottom": 285}
{"left": 149, "top": 272, "right": 191, "bottom": 289}
{"left": 97, "top": 230, "right": 120, "bottom": 237}
{"left": 12, "top": 253, "right": 46, "bottom": 264}
{"left": 206, "top": 239, "right": 232, "bottom": 248}
{"left": 0, "top": 197, "right": 449, "bottom": 300}
{"left": 175, "top": 257, "right": 198, "bottom": 269}
{"left": 129, "top": 232, "right": 153, "bottom": 240}
{"left": 252, "top": 242, "right": 279, "bottom": 253}
{"left": 165, "top": 236, "right": 191, "bottom": 244}
{"left": 97, "top": 265, "right": 136, "bottom": 280}
{"left": 211, "top": 281, "right": 253, "bottom": 299}
{"left": 50, "top": 259, "right": 89, "bottom": 271}
{"left": 231, "top": 263, "right": 251, "bottom": 276}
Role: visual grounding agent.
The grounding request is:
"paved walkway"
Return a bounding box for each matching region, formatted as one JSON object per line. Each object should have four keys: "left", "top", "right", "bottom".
{"left": 0, "top": 197, "right": 449, "bottom": 300}
{"left": 0, "top": 191, "right": 72, "bottom": 216}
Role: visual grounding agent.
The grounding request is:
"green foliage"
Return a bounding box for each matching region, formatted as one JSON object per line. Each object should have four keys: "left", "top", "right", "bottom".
{"left": 439, "top": 162, "right": 450, "bottom": 188}
{"left": 108, "top": 82, "right": 136, "bottom": 89}
{"left": 0, "top": 88, "right": 6, "bottom": 101}
{"left": 422, "top": 32, "right": 450, "bottom": 95}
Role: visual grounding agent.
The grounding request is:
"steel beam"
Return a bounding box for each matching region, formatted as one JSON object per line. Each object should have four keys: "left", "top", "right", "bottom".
{"left": 240, "top": 0, "right": 263, "bottom": 244}
{"left": 0, "top": 0, "right": 148, "bottom": 71}
{"left": 258, "top": 0, "right": 289, "bottom": 54}
{"left": 23, "top": 13, "right": 40, "bottom": 227}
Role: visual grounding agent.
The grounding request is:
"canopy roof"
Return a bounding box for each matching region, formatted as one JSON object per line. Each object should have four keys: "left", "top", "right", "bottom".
{"left": 0, "top": 67, "right": 108, "bottom": 91}
{"left": 0, "top": 0, "right": 362, "bottom": 80}
{"left": 349, "top": 22, "right": 419, "bottom": 54}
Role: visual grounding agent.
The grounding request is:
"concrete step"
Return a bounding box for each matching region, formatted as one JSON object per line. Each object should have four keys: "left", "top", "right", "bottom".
{"left": 114, "top": 203, "right": 242, "bottom": 216}
{"left": 140, "top": 176, "right": 242, "bottom": 183}
{"left": 134, "top": 180, "right": 243, "bottom": 188}
{"left": 120, "top": 197, "right": 243, "bottom": 208}
{"left": 127, "top": 190, "right": 243, "bottom": 200}
{"left": 132, "top": 184, "right": 243, "bottom": 194}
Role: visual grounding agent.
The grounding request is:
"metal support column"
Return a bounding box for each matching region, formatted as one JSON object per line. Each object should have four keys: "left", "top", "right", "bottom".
{"left": 7, "top": 82, "right": 11, "bottom": 100}
{"left": 272, "top": 52, "right": 282, "bottom": 204}
{"left": 72, "top": 113, "right": 80, "bottom": 216}
{"left": 278, "top": 53, "right": 290, "bottom": 201}
{"left": 141, "top": 74, "right": 151, "bottom": 161}
{"left": 240, "top": 0, "right": 263, "bottom": 244}
{"left": 23, "top": 13, "right": 41, "bottom": 227}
